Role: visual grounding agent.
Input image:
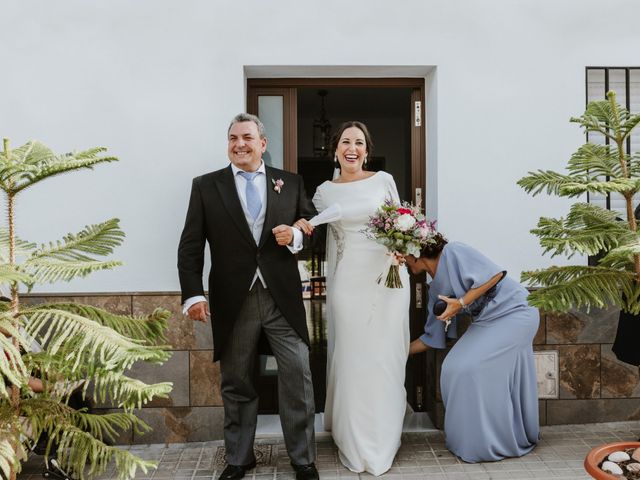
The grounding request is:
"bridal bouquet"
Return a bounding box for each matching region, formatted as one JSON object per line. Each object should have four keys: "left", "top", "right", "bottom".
{"left": 363, "top": 199, "right": 437, "bottom": 288}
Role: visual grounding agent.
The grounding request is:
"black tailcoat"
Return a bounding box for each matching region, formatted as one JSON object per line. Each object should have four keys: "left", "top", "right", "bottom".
{"left": 178, "top": 165, "right": 316, "bottom": 361}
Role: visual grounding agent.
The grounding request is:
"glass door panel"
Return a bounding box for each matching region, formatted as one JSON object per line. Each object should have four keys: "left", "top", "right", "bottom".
{"left": 257, "top": 96, "right": 284, "bottom": 169}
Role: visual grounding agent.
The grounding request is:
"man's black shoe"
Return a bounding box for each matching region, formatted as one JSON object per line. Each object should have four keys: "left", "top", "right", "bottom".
{"left": 217, "top": 460, "right": 256, "bottom": 480}
{"left": 291, "top": 463, "right": 319, "bottom": 480}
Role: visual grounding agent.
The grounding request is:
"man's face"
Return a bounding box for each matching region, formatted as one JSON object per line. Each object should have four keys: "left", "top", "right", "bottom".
{"left": 404, "top": 255, "right": 423, "bottom": 275}
{"left": 227, "top": 121, "right": 266, "bottom": 172}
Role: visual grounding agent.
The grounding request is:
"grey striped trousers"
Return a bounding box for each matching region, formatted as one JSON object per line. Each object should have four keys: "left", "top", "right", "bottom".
{"left": 219, "top": 283, "right": 316, "bottom": 466}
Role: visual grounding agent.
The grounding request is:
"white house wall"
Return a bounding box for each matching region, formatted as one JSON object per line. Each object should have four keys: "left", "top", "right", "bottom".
{"left": 1, "top": 0, "right": 638, "bottom": 293}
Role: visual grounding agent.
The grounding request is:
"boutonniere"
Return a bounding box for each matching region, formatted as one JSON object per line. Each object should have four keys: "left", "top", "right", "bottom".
{"left": 272, "top": 178, "right": 284, "bottom": 194}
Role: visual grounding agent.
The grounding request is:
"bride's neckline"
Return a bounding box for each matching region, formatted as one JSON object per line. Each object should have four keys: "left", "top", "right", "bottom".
{"left": 330, "top": 171, "right": 380, "bottom": 185}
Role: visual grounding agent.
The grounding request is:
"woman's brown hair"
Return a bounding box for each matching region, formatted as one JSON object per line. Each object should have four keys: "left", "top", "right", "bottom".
{"left": 419, "top": 233, "right": 448, "bottom": 259}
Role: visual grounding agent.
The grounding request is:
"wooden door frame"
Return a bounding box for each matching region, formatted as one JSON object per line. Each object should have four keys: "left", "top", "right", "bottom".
{"left": 247, "top": 86, "right": 298, "bottom": 172}
{"left": 247, "top": 77, "right": 428, "bottom": 411}
{"left": 247, "top": 77, "right": 426, "bottom": 205}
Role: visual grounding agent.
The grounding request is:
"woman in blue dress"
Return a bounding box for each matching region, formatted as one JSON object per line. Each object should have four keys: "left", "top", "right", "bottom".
{"left": 405, "top": 234, "right": 539, "bottom": 463}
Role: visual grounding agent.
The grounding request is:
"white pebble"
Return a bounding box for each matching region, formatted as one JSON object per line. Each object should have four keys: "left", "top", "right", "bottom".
{"left": 602, "top": 461, "right": 624, "bottom": 475}
{"left": 633, "top": 447, "right": 640, "bottom": 462}
{"left": 627, "top": 462, "right": 640, "bottom": 473}
{"left": 608, "top": 451, "right": 631, "bottom": 462}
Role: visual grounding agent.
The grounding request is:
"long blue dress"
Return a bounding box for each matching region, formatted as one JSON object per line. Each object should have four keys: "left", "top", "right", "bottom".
{"left": 420, "top": 242, "right": 539, "bottom": 463}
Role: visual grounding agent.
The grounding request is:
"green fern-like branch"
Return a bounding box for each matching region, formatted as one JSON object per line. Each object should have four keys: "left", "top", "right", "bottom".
{"left": 557, "top": 177, "right": 640, "bottom": 196}
{"left": 621, "top": 111, "right": 640, "bottom": 140}
{"left": 571, "top": 91, "right": 640, "bottom": 147}
{"left": 18, "top": 399, "right": 157, "bottom": 480}
{"left": 532, "top": 218, "right": 628, "bottom": 258}
{"left": 522, "top": 265, "right": 635, "bottom": 312}
{"left": 0, "top": 325, "right": 29, "bottom": 398}
{"left": 51, "top": 424, "right": 156, "bottom": 480}
{"left": 0, "top": 405, "right": 27, "bottom": 477}
{"left": 22, "top": 308, "right": 168, "bottom": 372}
{"left": 598, "top": 238, "right": 640, "bottom": 269}
{"left": 531, "top": 203, "right": 631, "bottom": 258}
{"left": 566, "top": 143, "right": 625, "bottom": 178}
{"left": 23, "top": 259, "right": 123, "bottom": 283}
{"left": 73, "top": 410, "right": 152, "bottom": 443}
{"left": 630, "top": 154, "right": 640, "bottom": 178}
{"left": 29, "top": 303, "right": 169, "bottom": 345}
{"left": 0, "top": 229, "right": 35, "bottom": 263}
{"left": 0, "top": 437, "right": 18, "bottom": 480}
{"left": 20, "top": 397, "right": 152, "bottom": 445}
{"left": 0, "top": 141, "right": 117, "bottom": 195}
{"left": 28, "top": 219, "right": 124, "bottom": 262}
{"left": 89, "top": 371, "right": 172, "bottom": 410}
{"left": 0, "top": 137, "right": 170, "bottom": 480}
{"left": 0, "top": 264, "right": 35, "bottom": 287}
{"left": 0, "top": 429, "right": 24, "bottom": 480}
{"left": 23, "top": 352, "right": 171, "bottom": 410}
{"left": 516, "top": 170, "right": 581, "bottom": 196}
{"left": 570, "top": 94, "right": 626, "bottom": 140}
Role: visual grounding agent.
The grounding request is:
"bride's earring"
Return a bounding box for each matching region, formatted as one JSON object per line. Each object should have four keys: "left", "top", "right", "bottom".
{"left": 364, "top": 156, "right": 368, "bottom": 165}
{"left": 334, "top": 155, "right": 338, "bottom": 165}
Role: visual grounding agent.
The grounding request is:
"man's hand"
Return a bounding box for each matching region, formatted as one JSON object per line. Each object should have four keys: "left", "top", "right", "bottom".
{"left": 273, "top": 225, "right": 294, "bottom": 246}
{"left": 187, "top": 301, "right": 209, "bottom": 322}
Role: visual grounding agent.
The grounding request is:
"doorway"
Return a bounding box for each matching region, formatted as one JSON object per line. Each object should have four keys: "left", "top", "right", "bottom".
{"left": 247, "top": 78, "right": 428, "bottom": 418}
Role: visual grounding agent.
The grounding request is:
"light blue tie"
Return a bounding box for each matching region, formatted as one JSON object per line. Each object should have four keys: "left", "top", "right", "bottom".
{"left": 238, "top": 171, "right": 262, "bottom": 220}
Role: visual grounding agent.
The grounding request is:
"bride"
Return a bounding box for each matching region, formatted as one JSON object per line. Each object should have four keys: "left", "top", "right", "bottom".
{"left": 295, "top": 121, "right": 410, "bottom": 476}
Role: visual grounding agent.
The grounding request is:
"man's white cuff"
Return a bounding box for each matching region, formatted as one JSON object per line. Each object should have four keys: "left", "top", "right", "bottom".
{"left": 287, "top": 226, "right": 303, "bottom": 253}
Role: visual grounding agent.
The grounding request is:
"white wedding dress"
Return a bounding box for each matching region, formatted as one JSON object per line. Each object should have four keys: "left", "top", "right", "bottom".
{"left": 313, "top": 171, "right": 410, "bottom": 476}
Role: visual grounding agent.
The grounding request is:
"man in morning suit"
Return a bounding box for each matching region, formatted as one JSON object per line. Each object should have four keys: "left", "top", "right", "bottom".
{"left": 178, "top": 113, "right": 318, "bottom": 480}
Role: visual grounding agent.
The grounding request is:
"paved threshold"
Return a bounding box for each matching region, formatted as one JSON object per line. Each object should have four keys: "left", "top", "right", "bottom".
{"left": 17, "top": 421, "right": 640, "bottom": 480}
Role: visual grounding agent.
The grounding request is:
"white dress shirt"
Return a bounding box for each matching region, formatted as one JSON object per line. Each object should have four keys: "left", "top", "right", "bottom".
{"left": 182, "top": 161, "right": 303, "bottom": 314}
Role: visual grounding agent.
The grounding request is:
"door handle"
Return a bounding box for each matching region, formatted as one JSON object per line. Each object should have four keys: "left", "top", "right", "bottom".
{"left": 415, "top": 282, "right": 423, "bottom": 309}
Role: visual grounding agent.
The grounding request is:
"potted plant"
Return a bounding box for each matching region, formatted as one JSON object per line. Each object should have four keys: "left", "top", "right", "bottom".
{"left": 0, "top": 139, "right": 173, "bottom": 480}
{"left": 518, "top": 91, "right": 640, "bottom": 479}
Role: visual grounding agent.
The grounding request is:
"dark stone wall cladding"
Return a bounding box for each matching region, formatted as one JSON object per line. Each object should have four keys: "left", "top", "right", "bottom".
{"left": 24, "top": 294, "right": 639, "bottom": 442}
{"left": 428, "top": 306, "right": 640, "bottom": 429}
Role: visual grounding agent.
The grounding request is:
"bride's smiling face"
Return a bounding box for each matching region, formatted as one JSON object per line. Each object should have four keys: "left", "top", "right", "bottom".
{"left": 335, "top": 127, "right": 368, "bottom": 175}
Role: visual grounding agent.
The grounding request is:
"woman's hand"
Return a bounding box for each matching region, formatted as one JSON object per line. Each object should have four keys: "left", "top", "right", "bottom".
{"left": 393, "top": 252, "right": 406, "bottom": 265}
{"left": 293, "top": 218, "right": 314, "bottom": 236}
{"left": 409, "top": 338, "right": 429, "bottom": 355}
{"left": 436, "top": 295, "right": 462, "bottom": 322}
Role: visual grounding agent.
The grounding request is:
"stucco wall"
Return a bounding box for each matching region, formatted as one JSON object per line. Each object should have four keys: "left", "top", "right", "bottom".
{"left": 2, "top": 0, "right": 640, "bottom": 293}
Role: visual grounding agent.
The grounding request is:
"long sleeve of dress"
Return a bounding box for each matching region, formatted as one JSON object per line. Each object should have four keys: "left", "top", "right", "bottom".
{"left": 385, "top": 172, "right": 402, "bottom": 203}
{"left": 419, "top": 242, "right": 506, "bottom": 349}
{"left": 443, "top": 242, "right": 506, "bottom": 294}
{"left": 312, "top": 187, "right": 326, "bottom": 213}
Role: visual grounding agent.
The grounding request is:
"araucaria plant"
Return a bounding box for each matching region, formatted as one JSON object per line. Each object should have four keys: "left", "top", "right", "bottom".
{"left": 0, "top": 139, "right": 172, "bottom": 480}
{"left": 518, "top": 91, "right": 640, "bottom": 313}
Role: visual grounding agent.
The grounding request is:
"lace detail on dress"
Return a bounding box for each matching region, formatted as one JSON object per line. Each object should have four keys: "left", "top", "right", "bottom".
{"left": 329, "top": 224, "right": 345, "bottom": 278}
{"left": 468, "top": 284, "right": 499, "bottom": 317}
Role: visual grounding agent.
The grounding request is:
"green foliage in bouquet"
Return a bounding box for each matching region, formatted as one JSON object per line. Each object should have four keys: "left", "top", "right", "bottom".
{"left": 0, "top": 139, "right": 173, "bottom": 480}
{"left": 518, "top": 91, "right": 640, "bottom": 314}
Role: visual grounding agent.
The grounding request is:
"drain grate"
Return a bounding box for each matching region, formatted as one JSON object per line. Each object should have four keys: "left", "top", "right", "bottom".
{"left": 214, "top": 444, "right": 273, "bottom": 467}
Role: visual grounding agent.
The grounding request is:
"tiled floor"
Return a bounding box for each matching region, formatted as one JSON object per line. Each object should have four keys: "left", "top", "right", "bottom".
{"left": 17, "top": 421, "right": 640, "bottom": 480}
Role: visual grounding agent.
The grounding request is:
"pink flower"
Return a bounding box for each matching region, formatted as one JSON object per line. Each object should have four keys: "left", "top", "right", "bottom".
{"left": 418, "top": 226, "right": 431, "bottom": 238}
{"left": 272, "top": 178, "right": 284, "bottom": 193}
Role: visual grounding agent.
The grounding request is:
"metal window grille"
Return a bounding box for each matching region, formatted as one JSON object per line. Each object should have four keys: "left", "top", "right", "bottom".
{"left": 585, "top": 67, "right": 640, "bottom": 214}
